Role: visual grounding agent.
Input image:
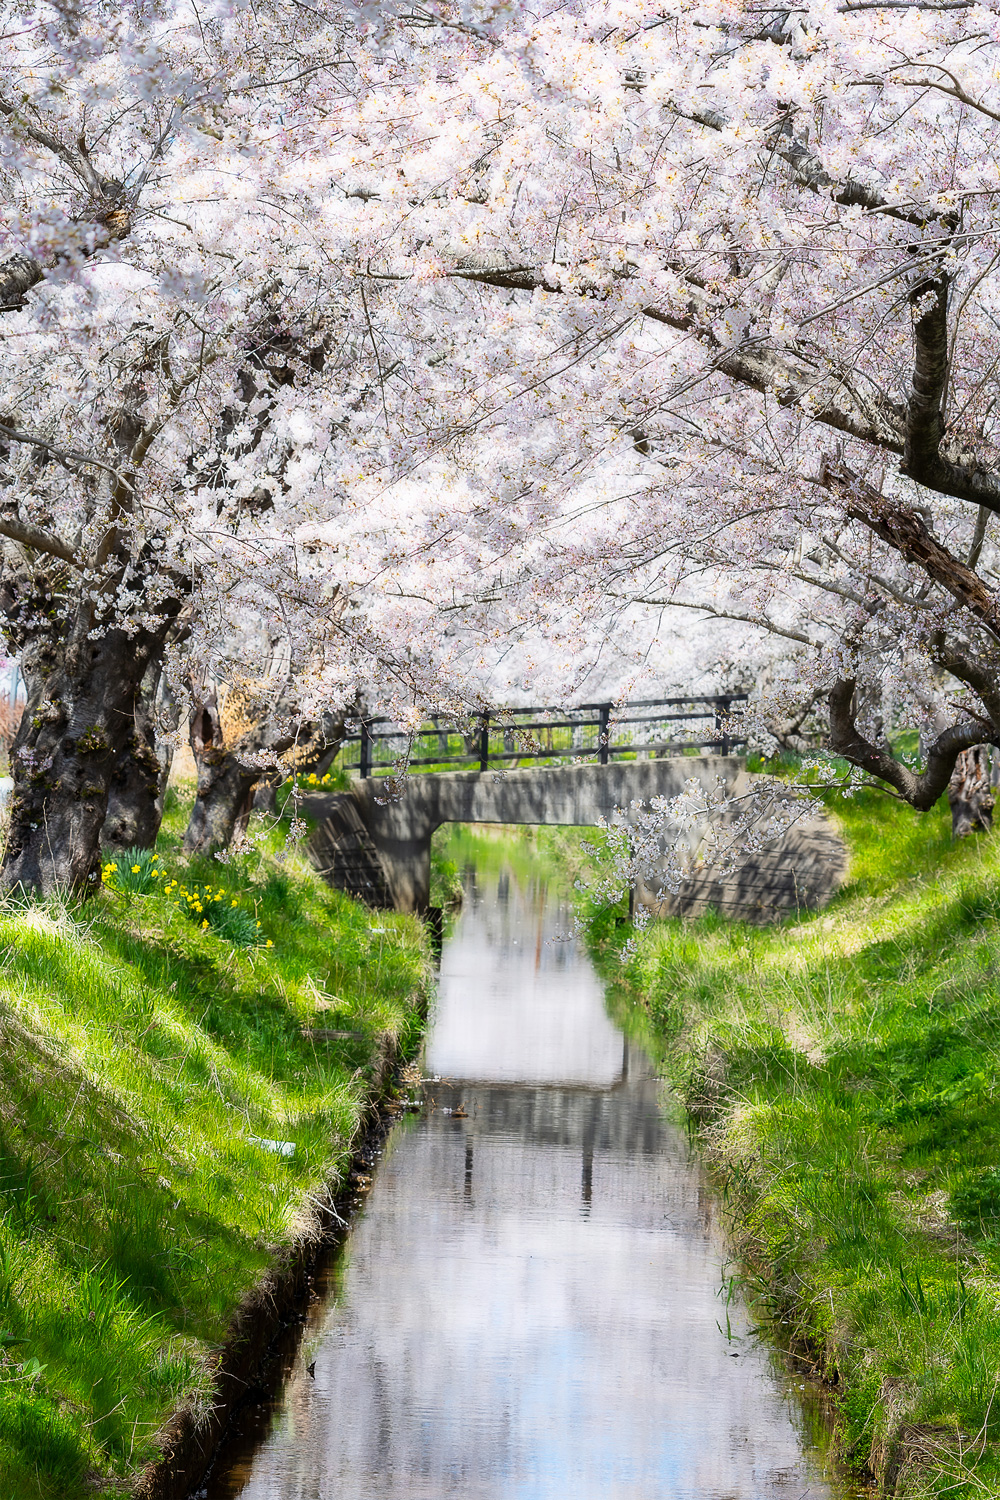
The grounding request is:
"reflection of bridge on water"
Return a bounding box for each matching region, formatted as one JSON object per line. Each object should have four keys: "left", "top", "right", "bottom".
{"left": 425, "top": 861, "right": 676, "bottom": 1210}
{"left": 430, "top": 1072, "right": 676, "bottom": 1210}
{"left": 222, "top": 858, "right": 836, "bottom": 1500}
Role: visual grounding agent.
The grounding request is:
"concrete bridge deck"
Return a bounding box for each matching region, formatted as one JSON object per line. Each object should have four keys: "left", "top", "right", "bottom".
{"left": 304, "top": 755, "right": 848, "bottom": 923}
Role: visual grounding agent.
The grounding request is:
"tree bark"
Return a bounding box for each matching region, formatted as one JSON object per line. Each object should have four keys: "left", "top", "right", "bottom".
{"left": 827, "top": 678, "right": 987, "bottom": 811}
{"left": 183, "top": 684, "right": 322, "bottom": 857}
{"left": 102, "top": 659, "right": 179, "bottom": 851}
{"left": 948, "top": 747, "right": 995, "bottom": 838}
{"left": 0, "top": 563, "right": 177, "bottom": 892}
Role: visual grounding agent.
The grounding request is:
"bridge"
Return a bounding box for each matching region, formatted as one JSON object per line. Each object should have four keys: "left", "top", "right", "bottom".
{"left": 303, "top": 695, "right": 846, "bottom": 922}
{"left": 337, "top": 695, "right": 748, "bottom": 778}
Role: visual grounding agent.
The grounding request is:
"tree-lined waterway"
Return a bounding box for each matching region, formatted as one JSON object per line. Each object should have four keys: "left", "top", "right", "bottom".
{"left": 204, "top": 844, "right": 847, "bottom": 1499}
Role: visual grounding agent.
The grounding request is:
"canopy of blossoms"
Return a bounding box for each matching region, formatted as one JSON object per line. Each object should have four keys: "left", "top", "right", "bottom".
{"left": 2, "top": 0, "right": 999, "bottom": 887}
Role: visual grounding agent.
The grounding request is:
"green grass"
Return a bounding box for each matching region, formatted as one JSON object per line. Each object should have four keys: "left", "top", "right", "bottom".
{"left": 433, "top": 821, "right": 599, "bottom": 890}
{"left": 429, "top": 839, "right": 463, "bottom": 909}
{"left": 0, "top": 786, "right": 429, "bottom": 1498}
{"left": 582, "top": 786, "right": 1000, "bottom": 1498}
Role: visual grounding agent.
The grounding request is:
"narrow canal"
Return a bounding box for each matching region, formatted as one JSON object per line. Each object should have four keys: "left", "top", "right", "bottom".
{"left": 205, "top": 841, "right": 846, "bottom": 1500}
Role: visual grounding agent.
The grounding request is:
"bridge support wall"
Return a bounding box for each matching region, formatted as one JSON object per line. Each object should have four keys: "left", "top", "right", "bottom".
{"left": 306, "top": 757, "right": 742, "bottom": 913}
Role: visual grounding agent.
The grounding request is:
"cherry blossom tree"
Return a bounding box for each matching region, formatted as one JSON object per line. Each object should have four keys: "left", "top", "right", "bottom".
{"left": 0, "top": 0, "right": 379, "bottom": 890}
{"left": 310, "top": 0, "right": 1000, "bottom": 823}
{"left": 5, "top": 0, "right": 1000, "bottom": 893}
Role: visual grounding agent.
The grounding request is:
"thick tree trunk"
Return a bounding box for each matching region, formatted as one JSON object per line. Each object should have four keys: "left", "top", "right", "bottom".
{"left": 184, "top": 685, "right": 323, "bottom": 857}
{"left": 184, "top": 684, "right": 241, "bottom": 856}
{"left": 185, "top": 753, "right": 259, "bottom": 856}
{"left": 948, "top": 746, "right": 995, "bottom": 838}
{"left": 1, "top": 616, "right": 164, "bottom": 893}
{"left": 102, "top": 660, "right": 179, "bottom": 851}
{"left": 251, "top": 712, "right": 344, "bottom": 816}
{"left": 288, "top": 714, "right": 345, "bottom": 780}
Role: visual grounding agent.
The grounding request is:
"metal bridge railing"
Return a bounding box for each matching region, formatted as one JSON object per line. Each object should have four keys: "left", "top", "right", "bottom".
{"left": 338, "top": 695, "right": 748, "bottom": 779}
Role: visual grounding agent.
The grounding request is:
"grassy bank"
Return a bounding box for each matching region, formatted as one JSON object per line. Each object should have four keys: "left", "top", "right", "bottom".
{"left": 0, "top": 789, "right": 428, "bottom": 1499}
{"left": 584, "top": 789, "right": 1000, "bottom": 1498}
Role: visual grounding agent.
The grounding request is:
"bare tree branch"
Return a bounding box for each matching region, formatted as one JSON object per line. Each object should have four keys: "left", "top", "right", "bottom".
{"left": 447, "top": 243, "right": 1000, "bottom": 518}
{"left": 818, "top": 459, "right": 1000, "bottom": 639}
{"left": 626, "top": 593, "right": 822, "bottom": 647}
{"left": 0, "top": 94, "right": 108, "bottom": 197}
{"left": 0, "top": 516, "right": 78, "bottom": 566}
{"left": 828, "top": 677, "right": 986, "bottom": 807}
{"left": 0, "top": 420, "right": 125, "bottom": 480}
{"left": 969, "top": 505, "right": 990, "bottom": 570}
{"left": 0, "top": 99, "right": 132, "bottom": 315}
{"left": 670, "top": 102, "right": 947, "bottom": 229}
{"left": 447, "top": 262, "right": 909, "bottom": 452}
{"left": 839, "top": 2, "right": 977, "bottom": 9}
{"left": 891, "top": 68, "right": 1000, "bottom": 127}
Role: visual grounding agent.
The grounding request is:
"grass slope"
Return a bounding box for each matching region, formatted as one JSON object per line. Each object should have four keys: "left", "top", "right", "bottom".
{"left": 585, "top": 788, "right": 1000, "bottom": 1498}
{"left": 0, "top": 789, "right": 428, "bottom": 1499}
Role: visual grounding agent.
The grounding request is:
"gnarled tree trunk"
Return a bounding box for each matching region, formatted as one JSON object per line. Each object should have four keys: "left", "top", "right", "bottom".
{"left": 102, "top": 660, "right": 179, "bottom": 852}
{"left": 0, "top": 560, "right": 177, "bottom": 893}
{"left": 184, "top": 684, "right": 326, "bottom": 857}
{"left": 948, "top": 746, "right": 995, "bottom": 838}
{"left": 252, "top": 710, "right": 345, "bottom": 814}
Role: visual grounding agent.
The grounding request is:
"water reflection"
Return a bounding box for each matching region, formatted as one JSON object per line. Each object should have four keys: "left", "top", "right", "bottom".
{"left": 207, "top": 860, "right": 839, "bottom": 1500}
{"left": 427, "top": 871, "right": 623, "bottom": 1087}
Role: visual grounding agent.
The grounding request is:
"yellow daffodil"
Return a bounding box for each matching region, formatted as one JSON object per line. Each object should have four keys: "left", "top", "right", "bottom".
{"left": 201, "top": 919, "right": 209, "bottom": 929}
{"left": 265, "top": 939, "right": 273, "bottom": 948}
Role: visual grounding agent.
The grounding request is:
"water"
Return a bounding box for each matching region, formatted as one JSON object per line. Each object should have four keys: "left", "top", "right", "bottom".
{"left": 206, "top": 855, "right": 844, "bottom": 1500}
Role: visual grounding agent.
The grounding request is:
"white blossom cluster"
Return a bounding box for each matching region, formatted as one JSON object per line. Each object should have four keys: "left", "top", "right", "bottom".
{"left": 583, "top": 773, "right": 814, "bottom": 920}
{"left": 0, "top": 0, "right": 998, "bottom": 777}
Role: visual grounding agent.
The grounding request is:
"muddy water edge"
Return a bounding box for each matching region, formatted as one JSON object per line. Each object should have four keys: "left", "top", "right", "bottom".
{"left": 194, "top": 830, "right": 859, "bottom": 1500}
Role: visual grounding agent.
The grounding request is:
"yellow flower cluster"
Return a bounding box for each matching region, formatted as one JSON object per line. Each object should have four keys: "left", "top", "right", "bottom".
{"left": 302, "top": 771, "right": 334, "bottom": 786}
{"left": 102, "top": 851, "right": 166, "bottom": 886}
{"left": 170, "top": 881, "right": 224, "bottom": 915}
{"left": 167, "top": 881, "right": 274, "bottom": 950}
{"left": 101, "top": 853, "right": 273, "bottom": 950}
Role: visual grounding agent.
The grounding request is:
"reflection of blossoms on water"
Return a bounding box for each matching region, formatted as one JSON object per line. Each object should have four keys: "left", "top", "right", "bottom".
{"left": 217, "top": 857, "right": 838, "bottom": 1500}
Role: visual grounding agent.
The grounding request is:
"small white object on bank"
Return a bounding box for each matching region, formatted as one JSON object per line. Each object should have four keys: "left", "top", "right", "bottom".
{"left": 248, "top": 1136, "right": 296, "bottom": 1158}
